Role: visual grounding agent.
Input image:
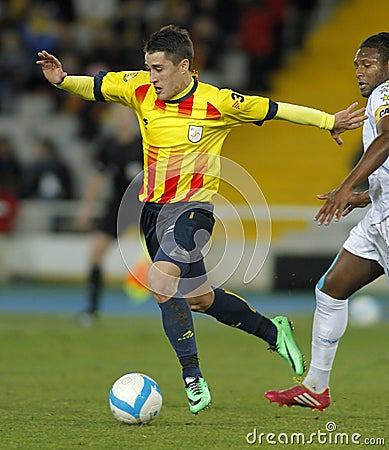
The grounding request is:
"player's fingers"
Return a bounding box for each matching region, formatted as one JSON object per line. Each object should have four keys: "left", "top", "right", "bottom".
{"left": 350, "top": 107, "right": 366, "bottom": 117}
{"left": 331, "top": 130, "right": 344, "bottom": 146}
{"left": 316, "top": 212, "right": 330, "bottom": 225}
{"left": 349, "top": 121, "right": 364, "bottom": 129}
{"left": 323, "top": 208, "right": 337, "bottom": 225}
{"left": 342, "top": 205, "right": 353, "bottom": 217}
{"left": 316, "top": 193, "right": 329, "bottom": 200}
{"left": 316, "top": 201, "right": 340, "bottom": 225}
{"left": 314, "top": 207, "right": 328, "bottom": 224}
{"left": 346, "top": 102, "right": 359, "bottom": 112}
{"left": 313, "top": 210, "right": 322, "bottom": 223}
{"left": 349, "top": 114, "right": 367, "bottom": 124}
{"left": 39, "top": 50, "right": 60, "bottom": 64}
{"left": 334, "top": 207, "right": 343, "bottom": 223}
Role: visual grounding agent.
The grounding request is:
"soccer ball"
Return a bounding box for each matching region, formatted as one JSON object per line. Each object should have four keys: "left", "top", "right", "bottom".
{"left": 109, "top": 373, "right": 162, "bottom": 425}
{"left": 349, "top": 295, "right": 381, "bottom": 327}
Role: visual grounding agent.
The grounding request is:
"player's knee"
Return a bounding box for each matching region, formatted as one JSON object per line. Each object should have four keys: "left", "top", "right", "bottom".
{"left": 148, "top": 264, "right": 178, "bottom": 303}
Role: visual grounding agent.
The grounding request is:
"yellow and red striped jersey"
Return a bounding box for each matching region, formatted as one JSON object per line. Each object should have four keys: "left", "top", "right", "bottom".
{"left": 95, "top": 70, "right": 275, "bottom": 203}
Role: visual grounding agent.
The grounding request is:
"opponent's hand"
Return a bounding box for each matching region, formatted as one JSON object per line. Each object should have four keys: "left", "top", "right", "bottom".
{"left": 36, "top": 50, "right": 67, "bottom": 84}
{"left": 314, "top": 186, "right": 352, "bottom": 225}
{"left": 338, "top": 190, "right": 371, "bottom": 218}
{"left": 331, "top": 102, "right": 367, "bottom": 146}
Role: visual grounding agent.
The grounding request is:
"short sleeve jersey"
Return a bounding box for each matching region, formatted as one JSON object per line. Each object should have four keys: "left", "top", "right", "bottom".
{"left": 94, "top": 70, "right": 277, "bottom": 203}
{"left": 363, "top": 79, "right": 389, "bottom": 223}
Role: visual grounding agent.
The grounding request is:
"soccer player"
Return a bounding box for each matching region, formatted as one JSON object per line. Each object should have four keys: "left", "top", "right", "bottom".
{"left": 265, "top": 32, "right": 389, "bottom": 411}
{"left": 76, "top": 105, "right": 143, "bottom": 325}
{"left": 36, "top": 25, "right": 365, "bottom": 414}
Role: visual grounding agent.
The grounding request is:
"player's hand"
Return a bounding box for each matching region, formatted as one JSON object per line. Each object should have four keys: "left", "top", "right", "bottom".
{"left": 331, "top": 102, "right": 367, "bottom": 146}
{"left": 36, "top": 50, "right": 67, "bottom": 84}
{"left": 314, "top": 185, "right": 353, "bottom": 225}
{"left": 338, "top": 190, "right": 371, "bottom": 217}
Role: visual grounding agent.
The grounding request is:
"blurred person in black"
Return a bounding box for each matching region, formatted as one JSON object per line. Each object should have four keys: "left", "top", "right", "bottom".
{"left": 22, "top": 136, "right": 74, "bottom": 201}
{"left": 76, "top": 105, "right": 143, "bottom": 324}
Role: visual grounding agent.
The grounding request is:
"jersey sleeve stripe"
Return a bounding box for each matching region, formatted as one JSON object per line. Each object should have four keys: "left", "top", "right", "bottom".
{"left": 254, "top": 99, "right": 278, "bottom": 126}
{"left": 93, "top": 71, "right": 108, "bottom": 102}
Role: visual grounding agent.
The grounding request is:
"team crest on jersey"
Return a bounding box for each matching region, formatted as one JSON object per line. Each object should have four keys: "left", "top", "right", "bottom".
{"left": 188, "top": 125, "right": 203, "bottom": 143}
{"left": 123, "top": 71, "right": 139, "bottom": 82}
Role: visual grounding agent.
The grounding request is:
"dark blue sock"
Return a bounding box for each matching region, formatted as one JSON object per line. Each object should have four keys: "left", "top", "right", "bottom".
{"left": 204, "top": 288, "right": 277, "bottom": 346}
{"left": 158, "top": 297, "right": 202, "bottom": 380}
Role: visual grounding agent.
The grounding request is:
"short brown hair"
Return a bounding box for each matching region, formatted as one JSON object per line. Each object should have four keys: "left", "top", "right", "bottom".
{"left": 144, "top": 25, "right": 194, "bottom": 69}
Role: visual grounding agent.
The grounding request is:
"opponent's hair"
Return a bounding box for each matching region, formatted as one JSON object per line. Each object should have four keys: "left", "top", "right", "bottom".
{"left": 144, "top": 25, "right": 194, "bottom": 69}
{"left": 360, "top": 32, "right": 389, "bottom": 62}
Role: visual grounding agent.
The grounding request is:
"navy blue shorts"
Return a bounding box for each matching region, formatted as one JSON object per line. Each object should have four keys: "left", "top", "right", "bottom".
{"left": 140, "top": 202, "right": 215, "bottom": 294}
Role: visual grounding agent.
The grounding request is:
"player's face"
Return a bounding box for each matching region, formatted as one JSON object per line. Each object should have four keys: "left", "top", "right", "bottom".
{"left": 354, "top": 47, "right": 389, "bottom": 97}
{"left": 145, "top": 51, "right": 191, "bottom": 101}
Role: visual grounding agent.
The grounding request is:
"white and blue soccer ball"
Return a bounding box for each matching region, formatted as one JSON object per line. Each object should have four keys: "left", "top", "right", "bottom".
{"left": 349, "top": 295, "right": 381, "bottom": 327}
{"left": 109, "top": 373, "right": 162, "bottom": 425}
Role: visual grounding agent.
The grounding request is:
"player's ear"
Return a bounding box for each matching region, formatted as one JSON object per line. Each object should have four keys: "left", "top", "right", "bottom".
{"left": 180, "top": 59, "right": 190, "bottom": 73}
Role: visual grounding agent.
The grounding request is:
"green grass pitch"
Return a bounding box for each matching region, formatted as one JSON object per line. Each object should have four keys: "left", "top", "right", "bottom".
{"left": 0, "top": 314, "right": 387, "bottom": 449}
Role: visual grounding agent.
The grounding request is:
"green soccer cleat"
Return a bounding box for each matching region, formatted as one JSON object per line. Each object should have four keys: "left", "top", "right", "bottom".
{"left": 184, "top": 377, "right": 211, "bottom": 414}
{"left": 269, "top": 316, "right": 305, "bottom": 376}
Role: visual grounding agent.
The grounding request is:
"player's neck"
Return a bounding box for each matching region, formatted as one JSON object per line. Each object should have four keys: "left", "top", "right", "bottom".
{"left": 170, "top": 76, "right": 194, "bottom": 101}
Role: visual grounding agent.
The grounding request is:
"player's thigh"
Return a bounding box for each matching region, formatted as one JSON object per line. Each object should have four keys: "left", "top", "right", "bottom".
{"left": 320, "top": 248, "right": 384, "bottom": 299}
{"left": 173, "top": 208, "right": 215, "bottom": 254}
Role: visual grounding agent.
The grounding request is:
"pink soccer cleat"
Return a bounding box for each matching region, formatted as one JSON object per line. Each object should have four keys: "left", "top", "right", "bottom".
{"left": 265, "top": 385, "right": 331, "bottom": 411}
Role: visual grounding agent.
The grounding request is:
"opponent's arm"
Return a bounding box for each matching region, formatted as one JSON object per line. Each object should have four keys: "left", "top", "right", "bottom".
{"left": 275, "top": 101, "right": 366, "bottom": 145}
{"left": 315, "top": 115, "right": 389, "bottom": 225}
{"left": 36, "top": 50, "right": 95, "bottom": 100}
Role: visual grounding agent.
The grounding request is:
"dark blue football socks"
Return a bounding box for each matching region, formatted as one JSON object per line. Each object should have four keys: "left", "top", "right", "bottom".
{"left": 204, "top": 287, "right": 277, "bottom": 346}
{"left": 158, "top": 297, "right": 202, "bottom": 379}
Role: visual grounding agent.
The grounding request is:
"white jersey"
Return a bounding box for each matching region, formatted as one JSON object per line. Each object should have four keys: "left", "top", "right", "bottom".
{"left": 363, "top": 79, "right": 389, "bottom": 223}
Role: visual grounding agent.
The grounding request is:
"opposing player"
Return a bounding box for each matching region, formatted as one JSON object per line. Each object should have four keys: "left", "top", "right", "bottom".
{"left": 37, "top": 25, "right": 365, "bottom": 414}
{"left": 265, "top": 32, "right": 389, "bottom": 411}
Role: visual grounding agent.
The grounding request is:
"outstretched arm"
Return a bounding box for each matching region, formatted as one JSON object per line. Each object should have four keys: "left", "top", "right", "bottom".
{"left": 275, "top": 101, "right": 366, "bottom": 146}
{"left": 36, "top": 50, "right": 95, "bottom": 100}
{"left": 315, "top": 115, "right": 389, "bottom": 225}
